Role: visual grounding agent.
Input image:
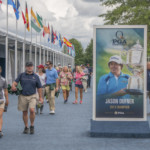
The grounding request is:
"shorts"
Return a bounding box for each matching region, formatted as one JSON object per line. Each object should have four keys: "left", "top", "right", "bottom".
{"left": 18, "top": 94, "right": 36, "bottom": 111}
{"left": 0, "top": 102, "right": 5, "bottom": 109}
{"left": 75, "top": 84, "right": 83, "bottom": 89}
{"left": 61, "top": 85, "right": 70, "bottom": 91}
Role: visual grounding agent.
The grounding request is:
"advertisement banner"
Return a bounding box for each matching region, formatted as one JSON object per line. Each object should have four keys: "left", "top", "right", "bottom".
{"left": 93, "top": 25, "right": 147, "bottom": 121}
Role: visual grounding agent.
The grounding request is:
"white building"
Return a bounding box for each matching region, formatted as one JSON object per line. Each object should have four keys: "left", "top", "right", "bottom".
{"left": 0, "top": 29, "right": 74, "bottom": 84}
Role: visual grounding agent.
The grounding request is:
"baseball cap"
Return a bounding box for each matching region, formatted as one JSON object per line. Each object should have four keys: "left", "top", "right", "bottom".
{"left": 26, "top": 62, "right": 33, "bottom": 67}
{"left": 37, "top": 64, "right": 44, "bottom": 69}
{"left": 108, "top": 55, "right": 123, "bottom": 65}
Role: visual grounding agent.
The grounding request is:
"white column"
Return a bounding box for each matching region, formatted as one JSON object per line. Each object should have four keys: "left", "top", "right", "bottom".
{"left": 15, "top": 40, "right": 17, "bottom": 78}
{"left": 47, "top": 50, "right": 48, "bottom": 61}
{"left": 5, "top": 37, "right": 8, "bottom": 81}
{"left": 23, "top": 42, "right": 25, "bottom": 72}
{"left": 53, "top": 52, "right": 54, "bottom": 65}
{"left": 43, "top": 49, "right": 45, "bottom": 64}
{"left": 39, "top": 47, "right": 41, "bottom": 64}
{"left": 35, "top": 46, "right": 37, "bottom": 72}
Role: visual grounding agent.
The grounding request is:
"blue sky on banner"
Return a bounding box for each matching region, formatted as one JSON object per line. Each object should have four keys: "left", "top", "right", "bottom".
{"left": 0, "top": 0, "right": 111, "bottom": 49}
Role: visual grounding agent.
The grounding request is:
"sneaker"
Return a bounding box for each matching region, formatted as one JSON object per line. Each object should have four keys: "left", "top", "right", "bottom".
{"left": 0, "top": 131, "right": 3, "bottom": 138}
{"left": 73, "top": 100, "right": 78, "bottom": 104}
{"left": 30, "top": 126, "right": 34, "bottom": 134}
{"left": 85, "top": 90, "right": 87, "bottom": 93}
{"left": 80, "top": 100, "right": 83, "bottom": 104}
{"left": 49, "top": 110, "right": 55, "bottom": 114}
{"left": 64, "top": 100, "right": 67, "bottom": 104}
{"left": 23, "top": 127, "right": 29, "bottom": 134}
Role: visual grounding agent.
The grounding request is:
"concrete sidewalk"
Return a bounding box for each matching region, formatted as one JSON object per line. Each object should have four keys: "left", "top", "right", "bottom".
{"left": 1, "top": 84, "right": 150, "bottom": 150}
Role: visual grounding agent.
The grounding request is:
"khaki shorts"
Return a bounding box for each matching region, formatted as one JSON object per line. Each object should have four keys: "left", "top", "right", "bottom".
{"left": 0, "top": 102, "right": 5, "bottom": 109}
{"left": 18, "top": 94, "right": 36, "bottom": 111}
{"left": 61, "top": 85, "right": 70, "bottom": 91}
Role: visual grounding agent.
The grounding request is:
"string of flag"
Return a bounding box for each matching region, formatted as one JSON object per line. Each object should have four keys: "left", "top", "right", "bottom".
{"left": 1, "top": 0, "right": 75, "bottom": 57}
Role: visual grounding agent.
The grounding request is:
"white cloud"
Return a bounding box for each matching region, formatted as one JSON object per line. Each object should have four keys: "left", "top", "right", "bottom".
{"left": 0, "top": 0, "right": 107, "bottom": 49}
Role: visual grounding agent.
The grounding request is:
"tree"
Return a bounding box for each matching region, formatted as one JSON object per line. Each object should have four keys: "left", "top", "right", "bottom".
{"left": 84, "top": 39, "right": 93, "bottom": 66}
{"left": 69, "top": 38, "right": 84, "bottom": 65}
{"left": 99, "top": 0, "right": 150, "bottom": 54}
{"left": 62, "top": 44, "right": 69, "bottom": 54}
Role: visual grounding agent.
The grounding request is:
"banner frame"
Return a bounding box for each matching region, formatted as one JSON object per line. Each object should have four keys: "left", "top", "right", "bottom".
{"left": 93, "top": 25, "right": 147, "bottom": 121}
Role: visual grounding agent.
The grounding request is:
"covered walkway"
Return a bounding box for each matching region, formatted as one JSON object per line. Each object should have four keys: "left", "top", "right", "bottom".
{"left": 0, "top": 28, "right": 74, "bottom": 84}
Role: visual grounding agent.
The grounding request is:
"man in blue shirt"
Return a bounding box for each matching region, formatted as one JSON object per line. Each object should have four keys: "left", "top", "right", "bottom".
{"left": 45, "top": 61, "right": 59, "bottom": 114}
{"left": 12, "top": 62, "right": 43, "bottom": 135}
{"left": 97, "top": 55, "right": 130, "bottom": 99}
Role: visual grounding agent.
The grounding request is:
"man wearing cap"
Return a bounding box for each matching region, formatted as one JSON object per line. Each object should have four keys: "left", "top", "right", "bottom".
{"left": 45, "top": 61, "right": 59, "bottom": 114}
{"left": 97, "top": 55, "right": 129, "bottom": 98}
{"left": 11, "top": 62, "right": 43, "bottom": 134}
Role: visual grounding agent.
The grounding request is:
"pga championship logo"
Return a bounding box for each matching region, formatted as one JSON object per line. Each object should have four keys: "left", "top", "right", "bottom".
{"left": 112, "top": 31, "right": 127, "bottom": 46}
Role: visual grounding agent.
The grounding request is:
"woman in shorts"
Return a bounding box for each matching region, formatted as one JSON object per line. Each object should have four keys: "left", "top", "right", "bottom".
{"left": 59, "top": 66, "right": 72, "bottom": 103}
{"left": 73, "top": 66, "right": 85, "bottom": 104}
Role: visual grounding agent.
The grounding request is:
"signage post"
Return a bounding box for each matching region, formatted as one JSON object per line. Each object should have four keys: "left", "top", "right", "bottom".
{"left": 91, "top": 25, "right": 150, "bottom": 138}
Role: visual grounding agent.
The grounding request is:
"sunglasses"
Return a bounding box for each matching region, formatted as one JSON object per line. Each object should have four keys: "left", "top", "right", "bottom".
{"left": 45, "top": 64, "right": 50, "bottom": 66}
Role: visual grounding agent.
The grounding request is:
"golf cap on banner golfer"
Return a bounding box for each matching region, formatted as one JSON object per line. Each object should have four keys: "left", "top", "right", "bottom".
{"left": 108, "top": 55, "right": 123, "bottom": 65}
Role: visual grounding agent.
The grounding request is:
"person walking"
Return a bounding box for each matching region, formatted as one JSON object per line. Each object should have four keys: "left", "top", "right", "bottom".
{"left": 36, "top": 65, "right": 46, "bottom": 114}
{"left": 87, "top": 64, "right": 92, "bottom": 88}
{"left": 73, "top": 66, "right": 85, "bottom": 104}
{"left": 0, "top": 66, "right": 9, "bottom": 138}
{"left": 59, "top": 66, "right": 73, "bottom": 103}
{"left": 68, "top": 65, "right": 73, "bottom": 91}
{"left": 81, "top": 65, "right": 89, "bottom": 93}
{"left": 11, "top": 62, "right": 43, "bottom": 134}
{"left": 45, "top": 61, "right": 59, "bottom": 114}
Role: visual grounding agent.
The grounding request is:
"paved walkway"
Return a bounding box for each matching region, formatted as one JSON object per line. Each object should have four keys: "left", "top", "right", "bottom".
{"left": 1, "top": 82, "right": 150, "bottom": 150}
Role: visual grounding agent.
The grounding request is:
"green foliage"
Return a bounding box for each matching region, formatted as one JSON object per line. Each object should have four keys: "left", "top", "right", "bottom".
{"left": 69, "top": 38, "right": 84, "bottom": 65}
{"left": 84, "top": 39, "right": 93, "bottom": 66}
{"left": 62, "top": 44, "right": 69, "bottom": 54}
{"left": 99, "top": 0, "right": 150, "bottom": 54}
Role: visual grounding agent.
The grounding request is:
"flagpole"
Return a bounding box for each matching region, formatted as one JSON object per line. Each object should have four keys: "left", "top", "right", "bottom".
{"left": 30, "top": 7, "right": 32, "bottom": 61}
{"left": 40, "top": 31, "right": 41, "bottom": 64}
{"left": 15, "top": 0, "right": 18, "bottom": 78}
{"left": 35, "top": 31, "right": 37, "bottom": 72}
{"left": 23, "top": 1, "right": 26, "bottom": 72}
{"left": 5, "top": 0, "right": 8, "bottom": 81}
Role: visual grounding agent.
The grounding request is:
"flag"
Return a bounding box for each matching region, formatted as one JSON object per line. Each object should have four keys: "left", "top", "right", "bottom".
{"left": 22, "top": 11, "right": 26, "bottom": 24}
{"left": 48, "top": 35, "right": 50, "bottom": 42}
{"left": 59, "top": 34, "right": 63, "bottom": 48}
{"left": 43, "top": 30, "right": 45, "bottom": 37}
{"left": 47, "top": 24, "right": 50, "bottom": 42}
{"left": 56, "top": 32, "right": 58, "bottom": 40}
{"left": 25, "top": 2, "right": 30, "bottom": 31}
{"left": 51, "top": 26, "right": 54, "bottom": 43}
{"left": 8, "top": 0, "right": 19, "bottom": 20}
{"left": 0, "top": 0, "right": 2, "bottom": 4}
{"left": 43, "top": 25, "right": 50, "bottom": 34}
{"left": 37, "top": 13, "right": 43, "bottom": 28}
{"left": 53, "top": 31, "right": 56, "bottom": 43}
{"left": 31, "top": 8, "right": 41, "bottom": 28}
{"left": 63, "top": 37, "right": 72, "bottom": 47}
{"left": 31, "top": 7, "right": 41, "bottom": 32}
{"left": 15, "top": 0, "right": 20, "bottom": 10}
